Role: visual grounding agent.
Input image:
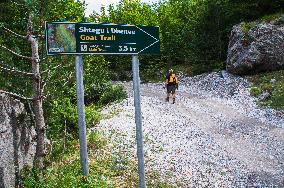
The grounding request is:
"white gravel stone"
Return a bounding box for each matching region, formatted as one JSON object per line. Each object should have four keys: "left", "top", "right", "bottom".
{"left": 96, "top": 71, "right": 284, "bottom": 187}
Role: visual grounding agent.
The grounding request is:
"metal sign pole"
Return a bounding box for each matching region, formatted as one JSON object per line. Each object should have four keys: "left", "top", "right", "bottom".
{"left": 75, "top": 55, "right": 89, "bottom": 176}
{"left": 132, "top": 55, "right": 146, "bottom": 188}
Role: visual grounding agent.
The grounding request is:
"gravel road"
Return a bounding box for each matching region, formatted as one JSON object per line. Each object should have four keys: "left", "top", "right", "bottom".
{"left": 96, "top": 71, "right": 284, "bottom": 187}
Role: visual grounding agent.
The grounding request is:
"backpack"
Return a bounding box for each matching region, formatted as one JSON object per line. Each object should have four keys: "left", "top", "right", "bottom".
{"left": 168, "top": 73, "right": 177, "bottom": 84}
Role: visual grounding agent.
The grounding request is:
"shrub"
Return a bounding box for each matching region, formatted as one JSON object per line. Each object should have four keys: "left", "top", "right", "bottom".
{"left": 261, "top": 11, "right": 284, "bottom": 22}
{"left": 248, "top": 70, "right": 284, "bottom": 110}
{"left": 241, "top": 22, "right": 257, "bottom": 34}
{"left": 99, "top": 85, "right": 127, "bottom": 106}
{"left": 270, "top": 94, "right": 284, "bottom": 109}
{"left": 47, "top": 98, "right": 78, "bottom": 139}
{"left": 250, "top": 87, "right": 261, "bottom": 97}
{"left": 47, "top": 98, "right": 102, "bottom": 139}
{"left": 261, "top": 83, "right": 273, "bottom": 93}
{"left": 22, "top": 131, "right": 114, "bottom": 187}
{"left": 22, "top": 159, "right": 114, "bottom": 188}
{"left": 88, "top": 131, "right": 108, "bottom": 150}
{"left": 85, "top": 104, "right": 101, "bottom": 127}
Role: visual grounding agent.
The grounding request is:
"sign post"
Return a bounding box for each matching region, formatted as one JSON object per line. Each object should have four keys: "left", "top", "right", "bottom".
{"left": 132, "top": 55, "right": 146, "bottom": 188}
{"left": 75, "top": 55, "right": 89, "bottom": 175}
{"left": 46, "top": 22, "right": 160, "bottom": 186}
{"left": 46, "top": 22, "right": 159, "bottom": 55}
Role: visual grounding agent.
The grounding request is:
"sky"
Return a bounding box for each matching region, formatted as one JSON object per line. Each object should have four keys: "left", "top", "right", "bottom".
{"left": 84, "top": 0, "right": 160, "bottom": 16}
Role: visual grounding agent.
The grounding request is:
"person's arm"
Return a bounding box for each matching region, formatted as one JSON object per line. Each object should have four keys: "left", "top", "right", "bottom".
{"left": 165, "top": 75, "right": 169, "bottom": 88}
{"left": 176, "top": 77, "right": 179, "bottom": 90}
{"left": 165, "top": 79, "right": 168, "bottom": 88}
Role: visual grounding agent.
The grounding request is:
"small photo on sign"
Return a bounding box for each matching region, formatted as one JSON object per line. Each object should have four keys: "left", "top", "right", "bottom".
{"left": 47, "top": 23, "right": 76, "bottom": 53}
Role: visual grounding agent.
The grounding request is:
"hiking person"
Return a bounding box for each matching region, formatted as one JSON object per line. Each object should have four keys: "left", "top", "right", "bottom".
{"left": 165, "top": 69, "right": 178, "bottom": 104}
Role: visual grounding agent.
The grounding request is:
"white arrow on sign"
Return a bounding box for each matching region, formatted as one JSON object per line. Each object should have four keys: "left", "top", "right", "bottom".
{"left": 135, "top": 26, "right": 160, "bottom": 54}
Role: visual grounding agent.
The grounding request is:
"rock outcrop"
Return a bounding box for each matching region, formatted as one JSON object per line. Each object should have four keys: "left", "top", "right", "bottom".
{"left": 227, "top": 15, "right": 284, "bottom": 75}
{"left": 0, "top": 94, "right": 36, "bottom": 188}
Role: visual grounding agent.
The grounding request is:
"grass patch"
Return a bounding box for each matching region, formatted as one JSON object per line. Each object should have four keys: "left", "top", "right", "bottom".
{"left": 241, "top": 22, "right": 257, "bottom": 34}
{"left": 22, "top": 117, "right": 177, "bottom": 187}
{"left": 247, "top": 69, "right": 284, "bottom": 110}
{"left": 261, "top": 11, "right": 283, "bottom": 22}
{"left": 250, "top": 87, "right": 261, "bottom": 97}
{"left": 21, "top": 139, "right": 116, "bottom": 187}
{"left": 21, "top": 126, "right": 132, "bottom": 187}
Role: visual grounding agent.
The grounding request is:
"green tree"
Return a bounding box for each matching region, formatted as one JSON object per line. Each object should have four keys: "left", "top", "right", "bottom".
{"left": 0, "top": 0, "right": 85, "bottom": 169}
{"left": 94, "top": 0, "right": 283, "bottom": 77}
{"left": 89, "top": 0, "right": 161, "bottom": 80}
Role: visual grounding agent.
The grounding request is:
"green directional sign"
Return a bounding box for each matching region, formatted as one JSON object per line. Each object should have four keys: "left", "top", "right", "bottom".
{"left": 46, "top": 22, "right": 160, "bottom": 55}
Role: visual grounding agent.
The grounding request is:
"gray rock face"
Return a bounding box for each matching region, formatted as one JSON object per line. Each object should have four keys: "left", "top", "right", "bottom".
{"left": 227, "top": 16, "right": 284, "bottom": 75}
{"left": 0, "top": 94, "right": 36, "bottom": 188}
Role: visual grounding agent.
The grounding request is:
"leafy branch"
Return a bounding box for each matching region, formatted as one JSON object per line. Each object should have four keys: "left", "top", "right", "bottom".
{"left": 0, "top": 44, "right": 33, "bottom": 60}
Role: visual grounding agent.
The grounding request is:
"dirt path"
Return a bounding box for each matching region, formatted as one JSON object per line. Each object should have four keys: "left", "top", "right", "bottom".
{"left": 100, "top": 74, "right": 284, "bottom": 187}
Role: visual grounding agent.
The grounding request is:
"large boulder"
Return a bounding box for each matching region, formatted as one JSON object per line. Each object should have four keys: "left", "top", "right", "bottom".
{"left": 0, "top": 94, "right": 36, "bottom": 188}
{"left": 226, "top": 15, "right": 284, "bottom": 75}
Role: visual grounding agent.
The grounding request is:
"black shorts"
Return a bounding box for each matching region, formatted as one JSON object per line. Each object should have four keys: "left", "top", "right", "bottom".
{"left": 167, "top": 85, "right": 176, "bottom": 94}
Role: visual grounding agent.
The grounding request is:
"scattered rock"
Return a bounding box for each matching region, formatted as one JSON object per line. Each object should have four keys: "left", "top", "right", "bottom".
{"left": 258, "top": 91, "right": 271, "bottom": 101}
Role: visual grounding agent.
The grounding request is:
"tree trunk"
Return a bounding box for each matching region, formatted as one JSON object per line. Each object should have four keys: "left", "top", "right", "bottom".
{"left": 28, "top": 16, "right": 46, "bottom": 169}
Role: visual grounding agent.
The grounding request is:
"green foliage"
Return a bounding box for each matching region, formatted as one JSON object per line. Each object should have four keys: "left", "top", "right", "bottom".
{"left": 270, "top": 94, "right": 284, "bottom": 109}
{"left": 262, "top": 83, "right": 273, "bottom": 92}
{"left": 82, "top": 56, "right": 113, "bottom": 104}
{"left": 261, "top": 11, "right": 284, "bottom": 22}
{"left": 47, "top": 98, "right": 77, "bottom": 137}
{"left": 96, "top": 0, "right": 158, "bottom": 25}
{"left": 46, "top": 98, "right": 102, "bottom": 140}
{"left": 1, "top": 1, "right": 130, "bottom": 187}
{"left": 22, "top": 130, "right": 116, "bottom": 187}
{"left": 22, "top": 128, "right": 177, "bottom": 187}
{"left": 99, "top": 85, "right": 127, "bottom": 106}
{"left": 22, "top": 157, "right": 114, "bottom": 188}
{"left": 241, "top": 22, "right": 257, "bottom": 34}
{"left": 248, "top": 70, "right": 284, "bottom": 109}
{"left": 3, "top": 1, "right": 284, "bottom": 186}
{"left": 92, "top": 0, "right": 283, "bottom": 79}
{"left": 47, "top": 0, "right": 85, "bottom": 22}
{"left": 89, "top": 0, "right": 161, "bottom": 80}
{"left": 0, "top": 0, "right": 91, "bottom": 142}
{"left": 43, "top": 54, "right": 126, "bottom": 139}
{"left": 88, "top": 131, "right": 108, "bottom": 150}
{"left": 140, "top": 63, "right": 164, "bottom": 82}
{"left": 22, "top": 129, "right": 133, "bottom": 187}
{"left": 141, "top": 61, "right": 225, "bottom": 83}
{"left": 0, "top": 0, "right": 86, "bottom": 100}
{"left": 250, "top": 87, "right": 261, "bottom": 97}
{"left": 86, "top": 105, "right": 102, "bottom": 127}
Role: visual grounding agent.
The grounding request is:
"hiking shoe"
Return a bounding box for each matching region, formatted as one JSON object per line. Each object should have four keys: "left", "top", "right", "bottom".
{"left": 173, "top": 98, "right": 175, "bottom": 104}
{"left": 166, "top": 97, "right": 169, "bottom": 102}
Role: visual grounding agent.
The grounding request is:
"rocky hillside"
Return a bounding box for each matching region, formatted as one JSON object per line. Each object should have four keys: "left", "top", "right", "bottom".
{"left": 95, "top": 71, "right": 284, "bottom": 187}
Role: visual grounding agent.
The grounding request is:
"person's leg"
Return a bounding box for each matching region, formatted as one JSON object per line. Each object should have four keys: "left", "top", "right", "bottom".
{"left": 166, "top": 93, "right": 170, "bottom": 102}
{"left": 172, "top": 93, "right": 176, "bottom": 103}
{"left": 172, "top": 86, "right": 176, "bottom": 104}
{"left": 166, "top": 86, "right": 170, "bottom": 102}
